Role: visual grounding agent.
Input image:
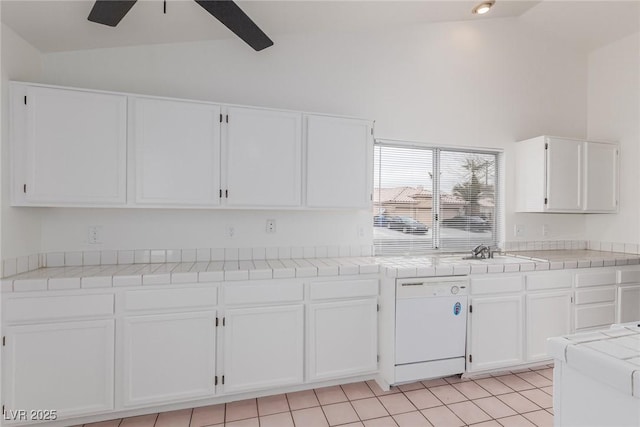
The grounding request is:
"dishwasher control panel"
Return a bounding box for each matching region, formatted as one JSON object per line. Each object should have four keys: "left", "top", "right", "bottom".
{"left": 396, "top": 276, "right": 469, "bottom": 298}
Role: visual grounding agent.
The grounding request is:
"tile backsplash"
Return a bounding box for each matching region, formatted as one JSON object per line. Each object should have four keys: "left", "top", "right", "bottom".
{"left": 503, "top": 240, "right": 588, "bottom": 251}
{"left": 3, "top": 240, "right": 640, "bottom": 278}
{"left": 503, "top": 240, "right": 640, "bottom": 254}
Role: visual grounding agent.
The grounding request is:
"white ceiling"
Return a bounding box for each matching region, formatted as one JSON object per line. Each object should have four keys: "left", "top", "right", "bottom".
{"left": 519, "top": 0, "right": 640, "bottom": 52}
{"left": 1, "top": 1, "right": 638, "bottom": 54}
{"left": 1, "top": 0, "right": 541, "bottom": 53}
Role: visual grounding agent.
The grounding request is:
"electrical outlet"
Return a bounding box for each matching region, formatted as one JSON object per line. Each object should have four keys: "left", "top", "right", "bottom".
{"left": 514, "top": 224, "right": 526, "bottom": 238}
{"left": 266, "top": 219, "right": 276, "bottom": 233}
{"left": 357, "top": 226, "right": 365, "bottom": 238}
{"left": 226, "top": 226, "right": 235, "bottom": 238}
{"left": 542, "top": 224, "right": 549, "bottom": 237}
{"left": 88, "top": 226, "right": 102, "bottom": 244}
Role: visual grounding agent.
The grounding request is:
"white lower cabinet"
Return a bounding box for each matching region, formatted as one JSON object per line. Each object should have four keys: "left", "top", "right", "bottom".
{"left": 121, "top": 311, "right": 217, "bottom": 407}
{"left": 307, "top": 299, "right": 377, "bottom": 381}
{"left": 574, "top": 286, "right": 617, "bottom": 331}
{"left": 222, "top": 305, "right": 304, "bottom": 394}
{"left": 574, "top": 303, "right": 617, "bottom": 330}
{"left": 618, "top": 285, "right": 640, "bottom": 323}
{"left": 526, "top": 291, "right": 572, "bottom": 361}
{"left": 3, "top": 320, "right": 115, "bottom": 419}
{"left": 468, "top": 295, "right": 524, "bottom": 372}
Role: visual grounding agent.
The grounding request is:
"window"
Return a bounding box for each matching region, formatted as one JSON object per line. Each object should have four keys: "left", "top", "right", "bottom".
{"left": 373, "top": 141, "right": 502, "bottom": 255}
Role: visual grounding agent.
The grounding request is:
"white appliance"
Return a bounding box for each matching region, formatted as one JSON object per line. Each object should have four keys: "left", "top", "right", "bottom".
{"left": 394, "top": 276, "right": 469, "bottom": 383}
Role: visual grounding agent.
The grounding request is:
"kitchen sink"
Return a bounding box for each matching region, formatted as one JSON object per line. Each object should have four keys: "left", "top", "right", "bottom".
{"left": 437, "top": 254, "right": 536, "bottom": 264}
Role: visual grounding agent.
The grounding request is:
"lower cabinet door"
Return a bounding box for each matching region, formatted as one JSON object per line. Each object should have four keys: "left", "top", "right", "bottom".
{"left": 468, "top": 295, "right": 524, "bottom": 372}
{"left": 574, "top": 303, "right": 616, "bottom": 331}
{"left": 526, "top": 291, "right": 572, "bottom": 361}
{"left": 223, "top": 305, "right": 303, "bottom": 394}
{"left": 307, "top": 299, "right": 377, "bottom": 381}
{"left": 618, "top": 285, "right": 640, "bottom": 323}
{"left": 3, "top": 320, "right": 114, "bottom": 420}
{"left": 121, "top": 311, "right": 216, "bottom": 407}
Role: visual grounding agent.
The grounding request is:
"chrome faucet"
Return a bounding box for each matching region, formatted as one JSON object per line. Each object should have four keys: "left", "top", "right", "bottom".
{"left": 471, "top": 244, "right": 493, "bottom": 259}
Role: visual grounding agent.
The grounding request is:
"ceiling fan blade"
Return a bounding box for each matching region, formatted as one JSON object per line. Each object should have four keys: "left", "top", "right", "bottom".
{"left": 194, "top": 0, "right": 273, "bottom": 51}
{"left": 88, "top": 0, "right": 138, "bottom": 27}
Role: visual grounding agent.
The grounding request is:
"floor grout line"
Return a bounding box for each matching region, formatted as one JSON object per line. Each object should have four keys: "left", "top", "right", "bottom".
{"left": 88, "top": 376, "right": 556, "bottom": 427}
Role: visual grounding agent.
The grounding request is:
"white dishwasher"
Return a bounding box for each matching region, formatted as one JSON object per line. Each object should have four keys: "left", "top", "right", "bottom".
{"left": 395, "top": 276, "right": 469, "bottom": 383}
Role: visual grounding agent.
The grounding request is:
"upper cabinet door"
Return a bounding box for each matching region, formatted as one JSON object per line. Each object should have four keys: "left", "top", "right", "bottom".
{"left": 224, "top": 107, "right": 302, "bottom": 207}
{"left": 15, "top": 85, "right": 127, "bottom": 206}
{"left": 546, "top": 137, "right": 583, "bottom": 211}
{"left": 306, "top": 115, "right": 372, "bottom": 208}
{"left": 131, "top": 97, "right": 221, "bottom": 206}
{"left": 584, "top": 141, "right": 618, "bottom": 212}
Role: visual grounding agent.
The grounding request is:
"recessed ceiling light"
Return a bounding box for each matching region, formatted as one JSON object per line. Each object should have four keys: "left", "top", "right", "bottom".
{"left": 472, "top": 1, "right": 495, "bottom": 15}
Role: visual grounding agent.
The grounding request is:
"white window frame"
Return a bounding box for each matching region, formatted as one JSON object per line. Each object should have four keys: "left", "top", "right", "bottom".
{"left": 374, "top": 139, "right": 504, "bottom": 254}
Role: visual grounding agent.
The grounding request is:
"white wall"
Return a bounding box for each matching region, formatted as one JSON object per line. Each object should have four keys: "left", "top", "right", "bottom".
{"left": 585, "top": 32, "right": 640, "bottom": 245}
{"left": 25, "top": 17, "right": 589, "bottom": 252}
{"left": 1, "top": 23, "right": 43, "bottom": 259}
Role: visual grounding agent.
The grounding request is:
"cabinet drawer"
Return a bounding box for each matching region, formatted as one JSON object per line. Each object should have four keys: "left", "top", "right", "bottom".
{"left": 618, "top": 268, "right": 640, "bottom": 284}
{"left": 310, "top": 279, "right": 378, "bottom": 301}
{"left": 574, "top": 287, "right": 616, "bottom": 305}
{"left": 4, "top": 294, "right": 114, "bottom": 323}
{"left": 224, "top": 280, "right": 303, "bottom": 305}
{"left": 470, "top": 275, "right": 523, "bottom": 295}
{"left": 526, "top": 272, "right": 572, "bottom": 291}
{"left": 575, "top": 303, "right": 616, "bottom": 330}
{"left": 575, "top": 270, "right": 617, "bottom": 287}
{"left": 123, "top": 287, "right": 218, "bottom": 312}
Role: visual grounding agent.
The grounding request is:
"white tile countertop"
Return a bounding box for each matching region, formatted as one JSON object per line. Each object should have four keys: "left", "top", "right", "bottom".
{"left": 548, "top": 322, "right": 640, "bottom": 398}
{"left": 2, "top": 250, "right": 639, "bottom": 293}
{"left": 1, "top": 257, "right": 381, "bottom": 292}
{"left": 379, "top": 250, "right": 640, "bottom": 278}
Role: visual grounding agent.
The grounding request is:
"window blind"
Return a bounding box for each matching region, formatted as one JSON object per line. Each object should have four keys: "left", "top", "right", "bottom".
{"left": 373, "top": 141, "right": 502, "bottom": 255}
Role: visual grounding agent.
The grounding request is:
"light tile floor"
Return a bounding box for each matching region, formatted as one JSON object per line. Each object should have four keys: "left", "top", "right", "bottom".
{"left": 78, "top": 364, "right": 554, "bottom": 427}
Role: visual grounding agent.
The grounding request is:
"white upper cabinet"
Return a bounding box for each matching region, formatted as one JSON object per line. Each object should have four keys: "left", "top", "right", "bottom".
{"left": 584, "top": 141, "right": 619, "bottom": 212}
{"left": 305, "top": 115, "right": 373, "bottom": 208}
{"left": 515, "top": 135, "right": 618, "bottom": 213}
{"left": 130, "top": 97, "right": 221, "bottom": 206}
{"left": 11, "top": 84, "right": 127, "bottom": 206}
{"left": 11, "top": 83, "right": 373, "bottom": 209}
{"left": 546, "top": 137, "right": 583, "bottom": 212}
{"left": 224, "top": 107, "right": 302, "bottom": 207}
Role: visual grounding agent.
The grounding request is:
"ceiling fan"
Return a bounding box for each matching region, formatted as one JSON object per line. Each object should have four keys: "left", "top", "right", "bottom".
{"left": 87, "top": 0, "right": 273, "bottom": 51}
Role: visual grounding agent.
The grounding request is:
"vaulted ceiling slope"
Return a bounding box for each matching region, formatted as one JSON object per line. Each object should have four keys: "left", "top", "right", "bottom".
{"left": 1, "top": 1, "right": 638, "bottom": 54}
{"left": 1, "top": 0, "right": 540, "bottom": 52}
{"left": 519, "top": 0, "right": 640, "bottom": 52}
